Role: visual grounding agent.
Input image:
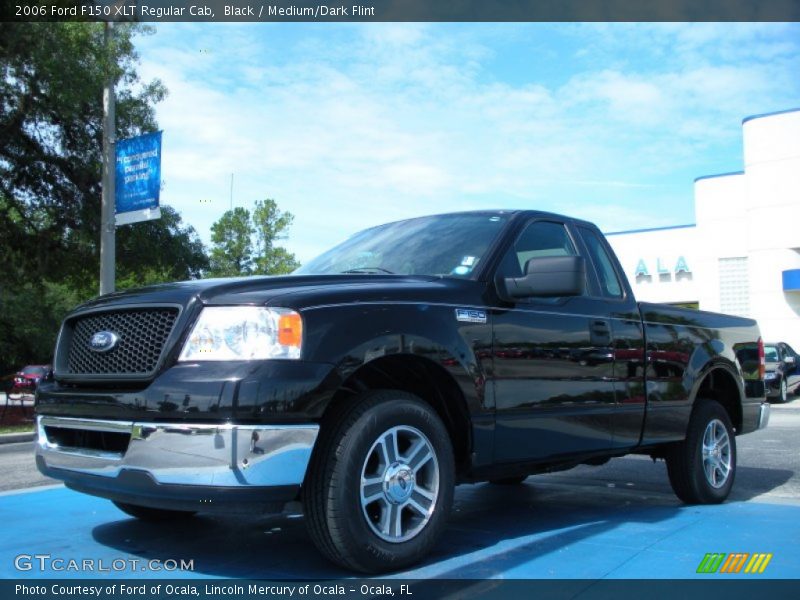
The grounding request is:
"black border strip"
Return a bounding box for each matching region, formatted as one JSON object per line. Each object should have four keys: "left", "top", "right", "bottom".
{"left": 3, "top": 579, "right": 800, "bottom": 599}
{"left": 3, "top": 0, "right": 800, "bottom": 23}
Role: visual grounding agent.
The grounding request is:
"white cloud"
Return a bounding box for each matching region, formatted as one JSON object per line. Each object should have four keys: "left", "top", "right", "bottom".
{"left": 133, "top": 23, "right": 800, "bottom": 263}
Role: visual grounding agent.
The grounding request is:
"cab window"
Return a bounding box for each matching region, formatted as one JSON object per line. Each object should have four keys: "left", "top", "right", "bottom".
{"left": 497, "top": 221, "right": 578, "bottom": 279}
{"left": 579, "top": 226, "right": 623, "bottom": 298}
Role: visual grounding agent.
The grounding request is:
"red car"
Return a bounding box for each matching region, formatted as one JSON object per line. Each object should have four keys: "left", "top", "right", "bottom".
{"left": 10, "top": 365, "right": 51, "bottom": 396}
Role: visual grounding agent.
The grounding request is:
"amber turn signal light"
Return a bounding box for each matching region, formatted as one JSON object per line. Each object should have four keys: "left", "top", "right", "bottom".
{"left": 278, "top": 312, "right": 303, "bottom": 347}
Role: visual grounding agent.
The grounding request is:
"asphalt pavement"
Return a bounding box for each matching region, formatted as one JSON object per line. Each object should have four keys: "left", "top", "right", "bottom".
{"left": 1, "top": 401, "right": 798, "bottom": 579}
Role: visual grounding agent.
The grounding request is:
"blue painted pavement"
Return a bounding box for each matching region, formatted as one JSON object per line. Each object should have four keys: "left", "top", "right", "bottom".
{"left": 1, "top": 482, "right": 798, "bottom": 579}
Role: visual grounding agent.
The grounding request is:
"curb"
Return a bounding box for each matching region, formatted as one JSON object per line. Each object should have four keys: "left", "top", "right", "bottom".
{"left": 0, "top": 432, "right": 35, "bottom": 445}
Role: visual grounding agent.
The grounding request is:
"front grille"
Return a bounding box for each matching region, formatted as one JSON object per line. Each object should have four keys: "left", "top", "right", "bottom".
{"left": 66, "top": 308, "right": 179, "bottom": 376}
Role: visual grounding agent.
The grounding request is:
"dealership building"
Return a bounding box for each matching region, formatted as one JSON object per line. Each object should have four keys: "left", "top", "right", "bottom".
{"left": 606, "top": 108, "right": 800, "bottom": 348}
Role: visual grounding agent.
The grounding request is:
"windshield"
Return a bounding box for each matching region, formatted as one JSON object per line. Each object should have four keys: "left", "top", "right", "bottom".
{"left": 295, "top": 213, "right": 510, "bottom": 278}
{"left": 764, "top": 346, "right": 779, "bottom": 363}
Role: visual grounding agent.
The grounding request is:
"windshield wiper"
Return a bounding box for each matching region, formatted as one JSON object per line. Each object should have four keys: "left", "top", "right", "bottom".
{"left": 341, "top": 267, "right": 395, "bottom": 274}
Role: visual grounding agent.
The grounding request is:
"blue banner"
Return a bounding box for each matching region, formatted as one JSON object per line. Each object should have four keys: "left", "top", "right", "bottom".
{"left": 115, "top": 131, "right": 162, "bottom": 226}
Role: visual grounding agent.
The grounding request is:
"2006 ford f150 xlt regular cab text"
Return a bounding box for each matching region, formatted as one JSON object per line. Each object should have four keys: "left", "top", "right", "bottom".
{"left": 35, "top": 210, "right": 769, "bottom": 572}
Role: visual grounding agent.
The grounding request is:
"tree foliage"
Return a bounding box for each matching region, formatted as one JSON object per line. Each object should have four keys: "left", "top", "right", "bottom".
{"left": 208, "top": 199, "right": 300, "bottom": 278}
{"left": 0, "top": 23, "right": 166, "bottom": 283}
{"left": 208, "top": 207, "right": 255, "bottom": 277}
{"left": 0, "top": 23, "right": 208, "bottom": 373}
{"left": 252, "top": 199, "right": 301, "bottom": 275}
{"left": 116, "top": 206, "right": 208, "bottom": 290}
{"left": 0, "top": 281, "right": 84, "bottom": 377}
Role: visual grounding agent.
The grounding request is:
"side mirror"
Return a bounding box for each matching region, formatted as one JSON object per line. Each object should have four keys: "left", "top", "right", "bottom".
{"left": 497, "top": 255, "right": 586, "bottom": 301}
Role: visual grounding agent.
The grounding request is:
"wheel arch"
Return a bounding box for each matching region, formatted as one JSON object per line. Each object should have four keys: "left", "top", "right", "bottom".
{"left": 691, "top": 362, "right": 744, "bottom": 432}
{"left": 319, "top": 353, "right": 474, "bottom": 477}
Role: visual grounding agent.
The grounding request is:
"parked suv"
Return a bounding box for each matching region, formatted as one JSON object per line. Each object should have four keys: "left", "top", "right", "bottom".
{"left": 764, "top": 342, "right": 800, "bottom": 403}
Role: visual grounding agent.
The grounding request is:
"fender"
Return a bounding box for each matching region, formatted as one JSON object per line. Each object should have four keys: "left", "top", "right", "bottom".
{"left": 640, "top": 320, "right": 750, "bottom": 446}
{"left": 689, "top": 360, "right": 746, "bottom": 407}
{"left": 300, "top": 302, "right": 491, "bottom": 418}
{"left": 682, "top": 341, "right": 746, "bottom": 437}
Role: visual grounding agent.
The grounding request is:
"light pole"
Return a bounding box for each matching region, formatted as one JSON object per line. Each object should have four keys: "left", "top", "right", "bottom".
{"left": 99, "top": 21, "right": 116, "bottom": 295}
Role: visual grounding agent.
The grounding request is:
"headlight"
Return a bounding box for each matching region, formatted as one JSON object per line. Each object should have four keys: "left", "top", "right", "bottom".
{"left": 764, "top": 372, "right": 777, "bottom": 380}
{"left": 178, "top": 307, "right": 302, "bottom": 361}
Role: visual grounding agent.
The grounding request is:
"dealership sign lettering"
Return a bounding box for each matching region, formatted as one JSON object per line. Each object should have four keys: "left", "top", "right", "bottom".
{"left": 634, "top": 257, "right": 691, "bottom": 278}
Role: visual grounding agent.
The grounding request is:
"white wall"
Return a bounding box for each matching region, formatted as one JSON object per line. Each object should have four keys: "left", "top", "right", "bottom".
{"left": 607, "top": 226, "right": 699, "bottom": 305}
{"left": 693, "top": 173, "right": 747, "bottom": 314}
{"left": 606, "top": 108, "right": 800, "bottom": 349}
{"left": 740, "top": 110, "right": 800, "bottom": 345}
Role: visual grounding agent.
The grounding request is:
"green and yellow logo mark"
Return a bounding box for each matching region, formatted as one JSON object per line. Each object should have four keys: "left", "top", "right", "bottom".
{"left": 696, "top": 553, "right": 773, "bottom": 574}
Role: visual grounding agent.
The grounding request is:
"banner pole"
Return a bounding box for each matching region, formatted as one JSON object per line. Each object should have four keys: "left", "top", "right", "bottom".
{"left": 100, "top": 21, "right": 116, "bottom": 296}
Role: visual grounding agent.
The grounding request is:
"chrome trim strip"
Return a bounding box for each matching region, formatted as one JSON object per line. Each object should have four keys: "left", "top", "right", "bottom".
{"left": 36, "top": 416, "right": 319, "bottom": 487}
{"left": 39, "top": 416, "right": 134, "bottom": 433}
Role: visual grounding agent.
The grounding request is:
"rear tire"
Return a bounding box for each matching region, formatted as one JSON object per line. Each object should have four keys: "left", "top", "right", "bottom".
{"left": 666, "top": 400, "right": 736, "bottom": 504}
{"left": 113, "top": 501, "right": 196, "bottom": 521}
{"left": 304, "top": 390, "right": 455, "bottom": 573}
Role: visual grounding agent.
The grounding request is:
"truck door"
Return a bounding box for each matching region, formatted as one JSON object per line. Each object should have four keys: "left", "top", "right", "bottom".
{"left": 491, "top": 219, "right": 617, "bottom": 463}
{"left": 575, "top": 225, "right": 646, "bottom": 450}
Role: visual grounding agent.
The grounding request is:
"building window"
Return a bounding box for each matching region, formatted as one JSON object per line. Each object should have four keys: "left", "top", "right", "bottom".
{"left": 719, "top": 257, "right": 750, "bottom": 317}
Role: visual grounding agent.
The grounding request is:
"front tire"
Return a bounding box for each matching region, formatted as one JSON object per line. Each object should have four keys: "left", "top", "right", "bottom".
{"left": 666, "top": 400, "right": 736, "bottom": 504}
{"left": 304, "top": 390, "right": 455, "bottom": 573}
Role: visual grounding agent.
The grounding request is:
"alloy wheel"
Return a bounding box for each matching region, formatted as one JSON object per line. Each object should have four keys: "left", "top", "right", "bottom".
{"left": 360, "top": 425, "right": 439, "bottom": 543}
{"left": 702, "top": 418, "right": 732, "bottom": 488}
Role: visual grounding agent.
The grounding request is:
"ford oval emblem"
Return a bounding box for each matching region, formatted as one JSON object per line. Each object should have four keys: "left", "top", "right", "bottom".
{"left": 88, "top": 331, "right": 119, "bottom": 353}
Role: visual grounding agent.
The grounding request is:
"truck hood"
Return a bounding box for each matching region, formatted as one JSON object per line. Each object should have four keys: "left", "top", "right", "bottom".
{"left": 72, "top": 274, "right": 481, "bottom": 313}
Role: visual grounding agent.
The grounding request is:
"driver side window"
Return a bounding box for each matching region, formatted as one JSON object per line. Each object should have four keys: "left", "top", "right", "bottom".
{"left": 498, "top": 220, "right": 578, "bottom": 279}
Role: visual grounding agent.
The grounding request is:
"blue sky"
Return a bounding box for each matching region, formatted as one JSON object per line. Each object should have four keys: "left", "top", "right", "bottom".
{"left": 134, "top": 23, "right": 800, "bottom": 263}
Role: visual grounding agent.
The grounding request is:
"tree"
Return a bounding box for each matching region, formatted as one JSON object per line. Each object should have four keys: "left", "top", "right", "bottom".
{"left": 0, "top": 23, "right": 166, "bottom": 285}
{"left": 256, "top": 246, "right": 301, "bottom": 275}
{"left": 0, "top": 203, "right": 208, "bottom": 374}
{"left": 252, "top": 199, "right": 300, "bottom": 275}
{"left": 208, "top": 207, "right": 255, "bottom": 277}
{"left": 0, "top": 24, "right": 209, "bottom": 373}
{"left": 0, "top": 281, "right": 84, "bottom": 377}
{"left": 116, "top": 206, "right": 209, "bottom": 289}
{"left": 207, "top": 199, "right": 300, "bottom": 278}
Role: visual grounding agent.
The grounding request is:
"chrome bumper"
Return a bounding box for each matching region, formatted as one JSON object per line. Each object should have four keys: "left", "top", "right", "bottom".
{"left": 758, "top": 401, "right": 770, "bottom": 430}
{"left": 36, "top": 416, "right": 319, "bottom": 487}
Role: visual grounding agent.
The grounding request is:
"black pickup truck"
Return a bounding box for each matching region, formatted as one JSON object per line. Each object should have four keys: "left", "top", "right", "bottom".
{"left": 35, "top": 210, "right": 769, "bottom": 572}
